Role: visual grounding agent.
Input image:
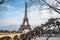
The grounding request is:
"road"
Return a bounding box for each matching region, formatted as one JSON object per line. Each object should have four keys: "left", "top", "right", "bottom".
{"left": 31, "top": 34, "right": 60, "bottom": 40}
{"left": 31, "top": 37, "right": 60, "bottom": 40}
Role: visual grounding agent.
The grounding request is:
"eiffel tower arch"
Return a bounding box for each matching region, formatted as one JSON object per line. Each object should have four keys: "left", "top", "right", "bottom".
{"left": 18, "top": 2, "right": 31, "bottom": 32}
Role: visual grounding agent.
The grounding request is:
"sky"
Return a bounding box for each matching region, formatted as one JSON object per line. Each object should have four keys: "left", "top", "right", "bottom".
{"left": 0, "top": 0, "right": 60, "bottom": 31}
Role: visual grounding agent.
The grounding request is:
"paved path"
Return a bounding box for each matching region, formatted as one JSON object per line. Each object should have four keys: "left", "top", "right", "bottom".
{"left": 31, "top": 34, "right": 60, "bottom": 40}
{"left": 31, "top": 37, "right": 60, "bottom": 40}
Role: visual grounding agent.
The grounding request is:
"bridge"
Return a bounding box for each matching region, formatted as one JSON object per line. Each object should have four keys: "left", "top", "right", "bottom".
{"left": 0, "top": 32, "right": 22, "bottom": 40}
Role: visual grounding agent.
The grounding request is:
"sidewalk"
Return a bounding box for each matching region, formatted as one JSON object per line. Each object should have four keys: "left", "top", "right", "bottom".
{"left": 31, "top": 34, "right": 60, "bottom": 40}
{"left": 31, "top": 37, "right": 60, "bottom": 40}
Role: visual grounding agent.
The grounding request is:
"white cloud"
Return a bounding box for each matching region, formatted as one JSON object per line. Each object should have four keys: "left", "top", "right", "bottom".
{"left": 28, "top": 5, "right": 60, "bottom": 26}
{"left": 0, "top": 3, "right": 60, "bottom": 30}
{"left": 0, "top": 3, "right": 24, "bottom": 26}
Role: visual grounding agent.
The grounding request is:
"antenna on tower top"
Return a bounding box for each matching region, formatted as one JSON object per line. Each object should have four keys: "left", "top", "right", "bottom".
{"left": 24, "top": 0, "right": 28, "bottom": 18}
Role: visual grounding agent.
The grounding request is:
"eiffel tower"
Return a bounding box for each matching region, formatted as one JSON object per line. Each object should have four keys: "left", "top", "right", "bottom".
{"left": 18, "top": 2, "right": 31, "bottom": 32}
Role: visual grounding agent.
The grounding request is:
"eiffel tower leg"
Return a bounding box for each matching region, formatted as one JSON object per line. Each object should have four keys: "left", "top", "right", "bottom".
{"left": 18, "top": 27, "right": 23, "bottom": 32}
{"left": 22, "top": 19, "right": 26, "bottom": 25}
{"left": 27, "top": 20, "right": 29, "bottom": 25}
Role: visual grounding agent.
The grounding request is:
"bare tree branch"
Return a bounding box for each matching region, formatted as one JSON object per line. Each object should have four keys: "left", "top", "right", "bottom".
{"left": 42, "top": 0, "right": 60, "bottom": 14}
{"left": 55, "top": 0, "right": 60, "bottom": 4}
{"left": 0, "top": 0, "right": 4, "bottom": 4}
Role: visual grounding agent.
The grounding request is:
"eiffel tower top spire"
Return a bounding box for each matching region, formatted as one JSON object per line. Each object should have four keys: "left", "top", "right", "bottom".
{"left": 24, "top": 2, "right": 28, "bottom": 18}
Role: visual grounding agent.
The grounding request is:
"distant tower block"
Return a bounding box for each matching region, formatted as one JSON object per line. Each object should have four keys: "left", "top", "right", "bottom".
{"left": 18, "top": 2, "right": 31, "bottom": 32}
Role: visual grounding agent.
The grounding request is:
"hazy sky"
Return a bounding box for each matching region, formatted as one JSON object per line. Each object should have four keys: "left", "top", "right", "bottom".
{"left": 0, "top": 0, "right": 60, "bottom": 31}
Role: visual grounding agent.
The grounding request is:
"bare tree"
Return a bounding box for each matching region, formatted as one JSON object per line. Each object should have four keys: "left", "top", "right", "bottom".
{"left": 55, "top": 0, "right": 60, "bottom": 4}
{"left": 29, "top": 0, "right": 60, "bottom": 14}
{"left": 42, "top": 0, "right": 60, "bottom": 14}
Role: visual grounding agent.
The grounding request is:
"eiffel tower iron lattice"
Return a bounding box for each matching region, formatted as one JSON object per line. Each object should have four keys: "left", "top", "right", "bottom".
{"left": 18, "top": 2, "right": 31, "bottom": 32}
